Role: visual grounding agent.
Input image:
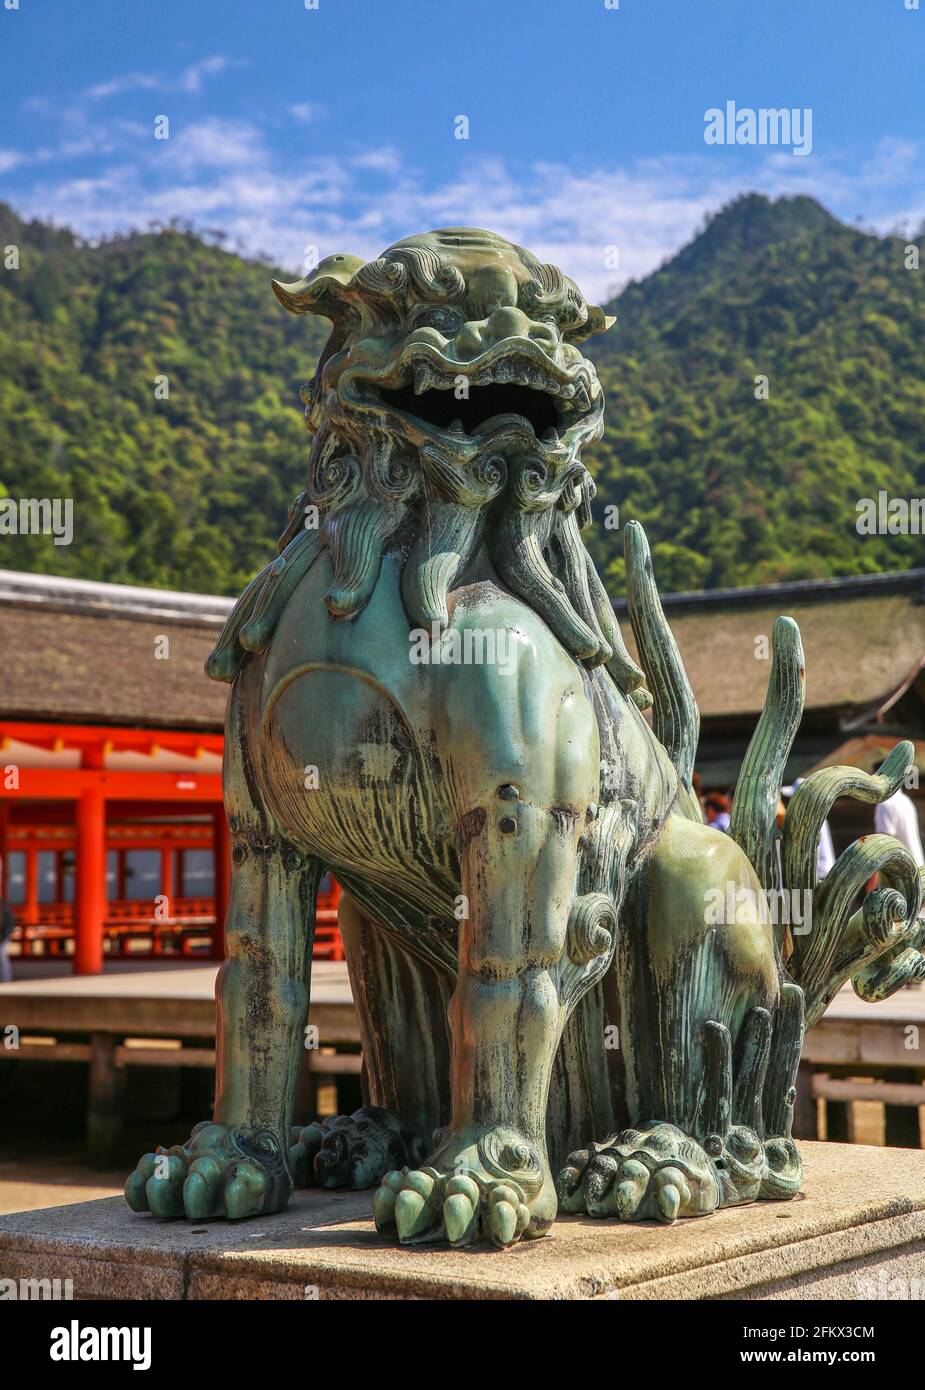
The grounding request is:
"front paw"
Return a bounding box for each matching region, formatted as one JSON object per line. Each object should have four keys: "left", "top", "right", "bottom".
{"left": 372, "top": 1127, "right": 554, "bottom": 1247}
{"left": 373, "top": 1168, "right": 534, "bottom": 1248}
{"left": 125, "top": 1122, "right": 291, "bottom": 1220}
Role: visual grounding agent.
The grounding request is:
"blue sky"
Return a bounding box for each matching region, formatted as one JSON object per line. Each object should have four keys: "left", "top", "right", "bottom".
{"left": 1, "top": 0, "right": 923, "bottom": 296}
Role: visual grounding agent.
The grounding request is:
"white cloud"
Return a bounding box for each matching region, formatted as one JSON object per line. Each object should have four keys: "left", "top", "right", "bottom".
{"left": 82, "top": 54, "right": 233, "bottom": 103}
{"left": 289, "top": 102, "right": 326, "bottom": 125}
{"left": 8, "top": 116, "right": 923, "bottom": 298}
{"left": 85, "top": 72, "right": 162, "bottom": 102}
{"left": 167, "top": 118, "right": 270, "bottom": 172}
{"left": 180, "top": 55, "right": 230, "bottom": 94}
{"left": 0, "top": 149, "right": 25, "bottom": 174}
{"left": 351, "top": 147, "right": 403, "bottom": 175}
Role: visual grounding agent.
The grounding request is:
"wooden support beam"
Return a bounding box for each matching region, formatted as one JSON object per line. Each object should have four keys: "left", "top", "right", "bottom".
{"left": 0, "top": 720, "right": 223, "bottom": 758}
{"left": 115, "top": 1045, "right": 216, "bottom": 1069}
{"left": 812, "top": 1075, "right": 925, "bottom": 1107}
{"left": 1, "top": 1040, "right": 93, "bottom": 1063}
{"left": 23, "top": 847, "right": 39, "bottom": 926}
{"left": 74, "top": 786, "right": 105, "bottom": 975}
{"left": 0, "top": 768, "right": 222, "bottom": 802}
{"left": 87, "top": 1032, "right": 126, "bottom": 1167}
{"left": 883, "top": 1068, "right": 924, "bottom": 1147}
{"left": 160, "top": 844, "right": 173, "bottom": 918}
{"left": 792, "top": 1061, "right": 819, "bottom": 1139}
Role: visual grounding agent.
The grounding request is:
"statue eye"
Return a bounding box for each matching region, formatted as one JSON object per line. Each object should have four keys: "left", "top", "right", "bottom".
{"left": 411, "top": 306, "right": 464, "bottom": 335}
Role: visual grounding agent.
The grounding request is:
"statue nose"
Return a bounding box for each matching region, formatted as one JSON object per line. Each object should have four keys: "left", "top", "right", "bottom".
{"left": 485, "top": 306, "right": 532, "bottom": 342}
{"left": 453, "top": 305, "right": 561, "bottom": 359}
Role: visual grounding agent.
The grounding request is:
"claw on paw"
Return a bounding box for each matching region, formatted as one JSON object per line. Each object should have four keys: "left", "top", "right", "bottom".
{"left": 125, "top": 1123, "right": 290, "bottom": 1221}
{"left": 372, "top": 1167, "right": 533, "bottom": 1247}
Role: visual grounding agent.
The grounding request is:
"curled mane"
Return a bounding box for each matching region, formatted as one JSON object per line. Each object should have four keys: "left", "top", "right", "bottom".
{"left": 207, "top": 423, "right": 644, "bottom": 695}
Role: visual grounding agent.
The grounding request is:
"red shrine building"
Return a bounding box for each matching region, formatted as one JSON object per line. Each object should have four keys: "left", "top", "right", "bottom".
{"left": 0, "top": 568, "right": 340, "bottom": 973}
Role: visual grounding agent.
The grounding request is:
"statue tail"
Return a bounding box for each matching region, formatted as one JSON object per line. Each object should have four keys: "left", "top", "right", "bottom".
{"left": 781, "top": 744, "right": 924, "bottom": 1024}
{"left": 723, "top": 618, "right": 924, "bottom": 1023}
{"left": 727, "top": 616, "right": 805, "bottom": 904}
{"left": 624, "top": 521, "right": 699, "bottom": 793}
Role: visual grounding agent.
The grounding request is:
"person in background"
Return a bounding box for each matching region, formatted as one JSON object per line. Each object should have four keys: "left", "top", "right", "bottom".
{"left": 704, "top": 792, "right": 732, "bottom": 832}
{"left": 816, "top": 818, "right": 837, "bottom": 878}
{"left": 872, "top": 760, "right": 924, "bottom": 868}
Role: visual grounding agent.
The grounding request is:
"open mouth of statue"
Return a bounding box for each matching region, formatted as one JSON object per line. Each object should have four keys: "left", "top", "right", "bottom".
{"left": 362, "top": 346, "right": 600, "bottom": 444}
{"left": 378, "top": 380, "right": 562, "bottom": 438}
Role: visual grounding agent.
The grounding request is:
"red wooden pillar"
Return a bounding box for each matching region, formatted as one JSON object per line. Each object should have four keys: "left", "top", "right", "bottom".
{"left": 23, "top": 847, "right": 40, "bottom": 926}
{"left": 160, "top": 844, "right": 174, "bottom": 916}
{"left": 75, "top": 786, "right": 106, "bottom": 975}
{"left": 212, "top": 805, "right": 229, "bottom": 961}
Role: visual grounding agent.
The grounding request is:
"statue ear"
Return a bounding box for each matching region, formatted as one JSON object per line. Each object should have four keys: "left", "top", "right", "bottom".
{"left": 272, "top": 253, "right": 366, "bottom": 322}
{"left": 564, "top": 303, "right": 616, "bottom": 345}
{"left": 586, "top": 305, "right": 616, "bottom": 335}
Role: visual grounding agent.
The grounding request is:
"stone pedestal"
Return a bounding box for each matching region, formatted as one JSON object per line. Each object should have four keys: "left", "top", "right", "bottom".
{"left": 2, "top": 1142, "right": 924, "bottom": 1300}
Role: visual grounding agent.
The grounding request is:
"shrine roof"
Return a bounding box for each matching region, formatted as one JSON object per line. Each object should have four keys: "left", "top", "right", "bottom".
{"left": 1, "top": 565, "right": 923, "bottom": 729}
{"left": 0, "top": 570, "right": 229, "bottom": 730}
{"left": 615, "top": 568, "right": 925, "bottom": 721}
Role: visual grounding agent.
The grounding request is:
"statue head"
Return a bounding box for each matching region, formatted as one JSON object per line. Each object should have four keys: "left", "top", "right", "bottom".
{"left": 271, "top": 227, "right": 638, "bottom": 681}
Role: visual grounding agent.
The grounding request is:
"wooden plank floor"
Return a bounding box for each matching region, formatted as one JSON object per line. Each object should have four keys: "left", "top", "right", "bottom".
{"left": 0, "top": 958, "right": 351, "bottom": 1003}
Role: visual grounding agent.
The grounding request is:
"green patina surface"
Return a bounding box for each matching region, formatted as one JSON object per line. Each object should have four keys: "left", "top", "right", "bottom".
{"left": 125, "top": 228, "right": 925, "bottom": 1248}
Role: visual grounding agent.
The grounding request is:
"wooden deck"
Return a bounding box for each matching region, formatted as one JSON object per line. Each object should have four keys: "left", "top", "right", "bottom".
{"left": 799, "top": 982, "right": 925, "bottom": 1146}
{"left": 0, "top": 959, "right": 355, "bottom": 1038}
{"left": 0, "top": 960, "right": 357, "bottom": 1165}
{"left": 803, "top": 982, "right": 925, "bottom": 1067}
{"left": 2, "top": 964, "right": 923, "bottom": 1160}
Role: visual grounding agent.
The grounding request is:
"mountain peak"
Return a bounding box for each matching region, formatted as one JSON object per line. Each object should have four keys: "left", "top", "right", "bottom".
{"left": 694, "top": 192, "right": 840, "bottom": 257}
{"left": 598, "top": 193, "right": 853, "bottom": 337}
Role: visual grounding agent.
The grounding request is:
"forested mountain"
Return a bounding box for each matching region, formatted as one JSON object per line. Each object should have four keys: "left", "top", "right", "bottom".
{"left": 1, "top": 194, "right": 922, "bottom": 597}
{"left": 587, "top": 194, "right": 925, "bottom": 592}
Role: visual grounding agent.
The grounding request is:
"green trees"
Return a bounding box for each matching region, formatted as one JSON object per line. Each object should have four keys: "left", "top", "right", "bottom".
{"left": 585, "top": 194, "right": 925, "bottom": 592}
{"left": 0, "top": 194, "right": 922, "bottom": 596}
{"left": 0, "top": 206, "right": 326, "bottom": 593}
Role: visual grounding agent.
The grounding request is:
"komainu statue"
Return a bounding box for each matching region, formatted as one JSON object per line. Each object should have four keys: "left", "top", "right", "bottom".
{"left": 126, "top": 228, "right": 925, "bottom": 1246}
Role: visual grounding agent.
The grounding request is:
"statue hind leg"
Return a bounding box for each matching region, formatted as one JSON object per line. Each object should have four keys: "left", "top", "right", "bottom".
{"left": 558, "top": 813, "right": 802, "bottom": 1222}
{"left": 290, "top": 892, "right": 452, "bottom": 1189}
{"left": 125, "top": 682, "right": 323, "bottom": 1221}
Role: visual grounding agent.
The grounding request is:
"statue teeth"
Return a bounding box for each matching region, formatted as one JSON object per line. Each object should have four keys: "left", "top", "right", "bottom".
{"left": 449, "top": 419, "right": 465, "bottom": 433}
{"left": 414, "top": 366, "right": 433, "bottom": 394}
